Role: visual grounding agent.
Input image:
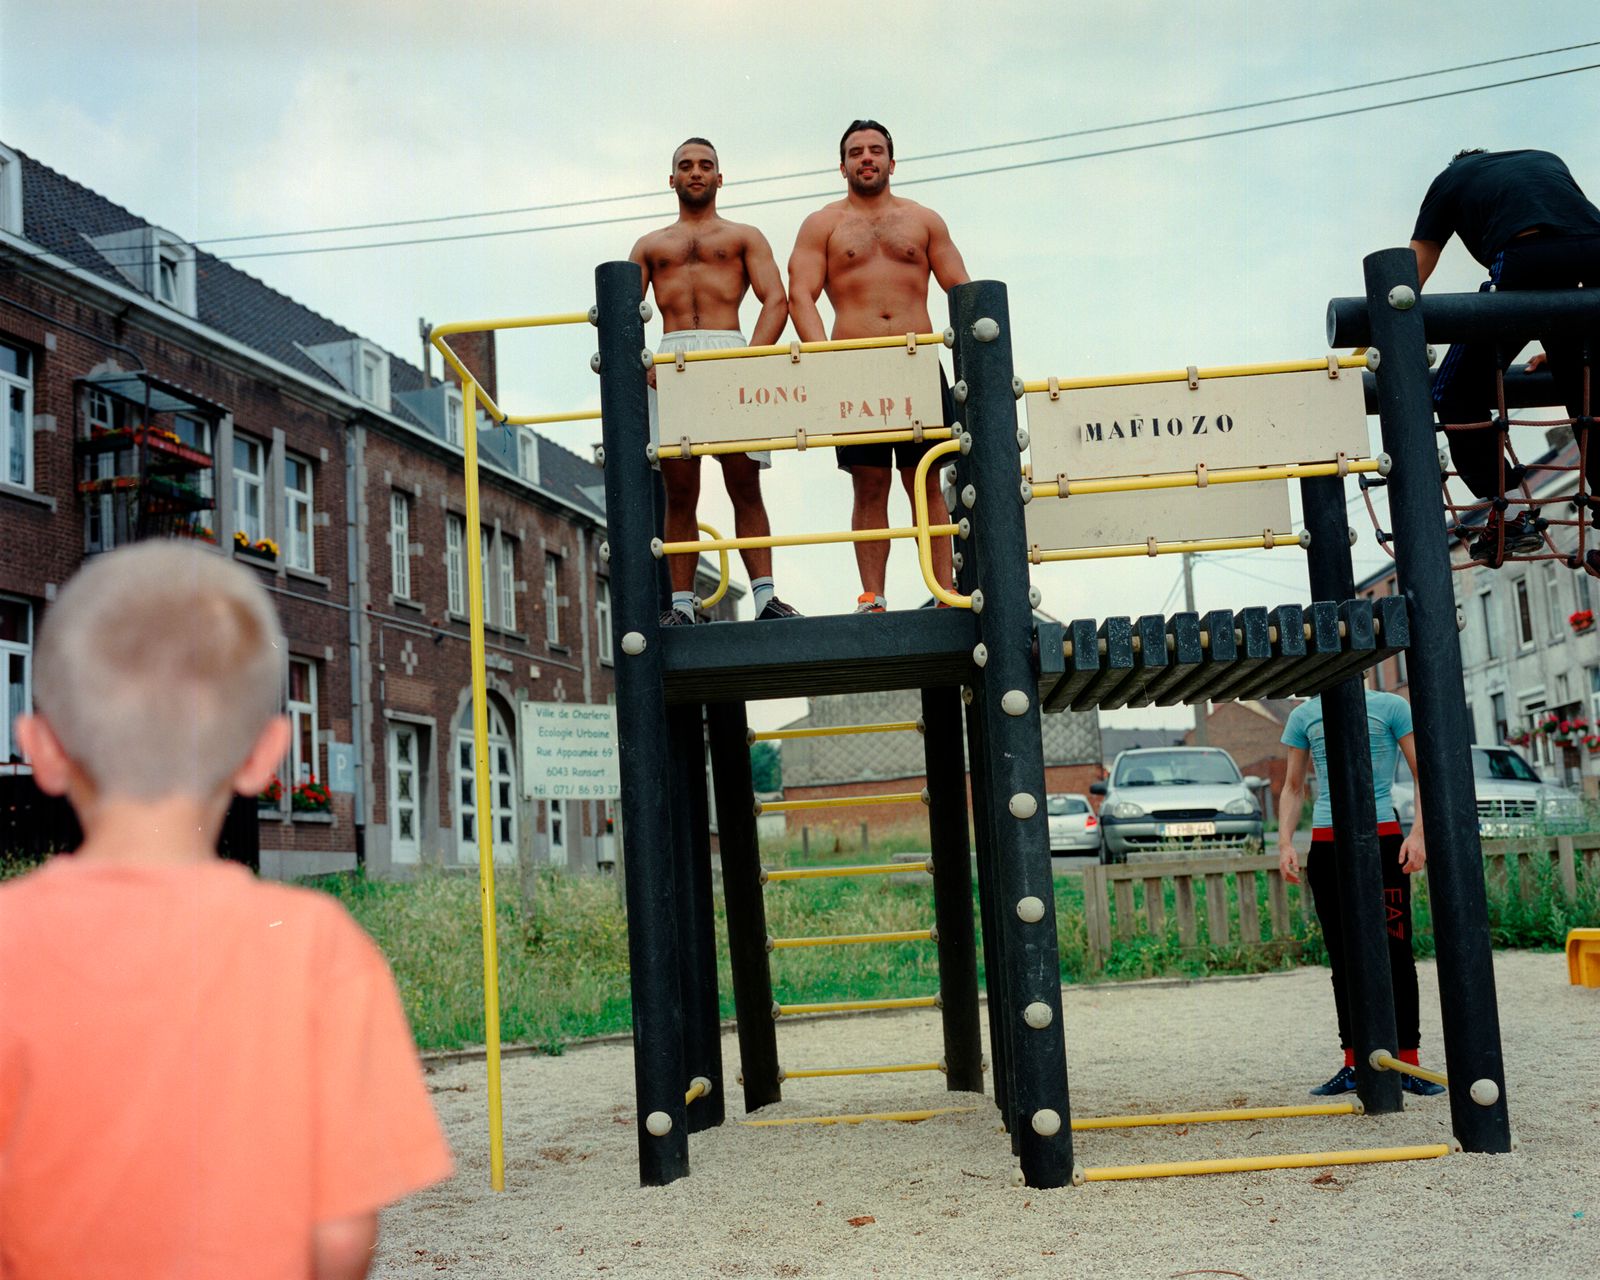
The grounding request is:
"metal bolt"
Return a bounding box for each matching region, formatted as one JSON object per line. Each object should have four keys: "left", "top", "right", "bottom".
{"left": 953, "top": 551, "right": 964, "bottom": 570}
{"left": 961, "top": 484, "right": 977, "bottom": 508}
{"left": 1469, "top": 1078, "right": 1500, "bottom": 1107}
{"left": 645, "top": 1111, "right": 672, "bottom": 1137}
{"left": 621, "top": 631, "right": 646, "bottom": 656}
{"left": 959, "top": 431, "right": 973, "bottom": 455}
{"left": 1426, "top": 344, "right": 1438, "bottom": 367}
{"left": 594, "top": 446, "right": 606, "bottom": 466}
{"left": 973, "top": 317, "right": 1000, "bottom": 342}
{"left": 1020, "top": 482, "right": 1033, "bottom": 505}
{"left": 639, "top": 300, "right": 654, "bottom": 322}
{"left": 1456, "top": 605, "right": 1467, "bottom": 633}
{"left": 1348, "top": 528, "right": 1358, "bottom": 546}
{"left": 1023, "top": 1001, "right": 1053, "bottom": 1029}
{"left": 1015, "top": 895, "right": 1045, "bottom": 923}
{"left": 1378, "top": 451, "right": 1393, "bottom": 476}
{"left": 942, "top": 327, "right": 955, "bottom": 347}
{"left": 1387, "top": 285, "right": 1416, "bottom": 310}
{"left": 1008, "top": 793, "right": 1038, "bottom": 819}
{"left": 1297, "top": 530, "right": 1313, "bottom": 548}
{"left": 958, "top": 518, "right": 971, "bottom": 540}
{"left": 650, "top": 537, "right": 664, "bottom": 558}
{"left": 970, "top": 589, "right": 985, "bottom": 614}
{"left": 1011, "top": 375, "right": 1025, "bottom": 400}
{"left": 589, "top": 352, "right": 603, "bottom": 373}
{"left": 1028, "top": 586, "right": 1042, "bottom": 608}
{"left": 972, "top": 643, "right": 988, "bottom": 667}
{"left": 1001, "top": 689, "right": 1029, "bottom": 716}
{"left": 587, "top": 305, "right": 599, "bottom": 326}
{"left": 961, "top": 686, "right": 974, "bottom": 705}
{"left": 1365, "top": 348, "right": 1381, "bottom": 370}
{"left": 639, "top": 349, "right": 654, "bottom": 370}
{"left": 599, "top": 541, "right": 610, "bottom": 563}
{"left": 1016, "top": 427, "right": 1030, "bottom": 451}
{"left": 952, "top": 379, "right": 969, "bottom": 403}
{"left": 646, "top": 443, "right": 659, "bottom": 463}
{"left": 1031, "top": 1109, "right": 1062, "bottom": 1137}
{"left": 751, "top": 800, "right": 763, "bottom": 817}
{"left": 920, "top": 787, "right": 930, "bottom": 805}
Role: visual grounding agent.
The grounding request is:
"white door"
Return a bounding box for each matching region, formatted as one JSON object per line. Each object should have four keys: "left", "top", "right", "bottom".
{"left": 547, "top": 798, "right": 567, "bottom": 867}
{"left": 389, "top": 724, "right": 420, "bottom": 864}
{"left": 455, "top": 701, "right": 517, "bottom": 863}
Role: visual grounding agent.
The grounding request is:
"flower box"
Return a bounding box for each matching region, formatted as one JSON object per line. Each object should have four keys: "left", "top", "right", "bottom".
{"left": 234, "top": 532, "right": 279, "bottom": 562}
{"left": 1571, "top": 609, "right": 1595, "bottom": 635}
{"left": 291, "top": 778, "right": 332, "bottom": 814}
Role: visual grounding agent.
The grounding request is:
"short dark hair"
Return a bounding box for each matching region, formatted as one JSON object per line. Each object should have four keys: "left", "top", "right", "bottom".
{"left": 839, "top": 119, "right": 893, "bottom": 163}
{"left": 674, "top": 136, "right": 718, "bottom": 166}
{"left": 1451, "top": 147, "right": 1488, "bottom": 164}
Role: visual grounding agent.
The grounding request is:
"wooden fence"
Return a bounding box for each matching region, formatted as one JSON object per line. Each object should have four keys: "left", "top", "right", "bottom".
{"left": 1480, "top": 832, "right": 1600, "bottom": 899}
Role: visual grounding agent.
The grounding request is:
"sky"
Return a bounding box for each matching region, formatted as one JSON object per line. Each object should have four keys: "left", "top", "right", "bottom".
{"left": 4, "top": 0, "right": 1599, "bottom": 732}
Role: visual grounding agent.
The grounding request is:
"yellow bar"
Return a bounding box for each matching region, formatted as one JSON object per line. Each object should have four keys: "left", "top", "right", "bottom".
{"left": 761, "top": 791, "right": 925, "bottom": 814}
{"left": 1021, "top": 353, "right": 1370, "bottom": 394}
{"left": 765, "top": 860, "right": 932, "bottom": 882}
{"left": 685, "top": 1079, "right": 708, "bottom": 1105}
{"left": 655, "top": 427, "right": 952, "bottom": 459}
{"left": 1371, "top": 1052, "right": 1450, "bottom": 1088}
{"left": 742, "top": 1106, "right": 976, "bottom": 1127}
{"left": 696, "top": 521, "right": 731, "bottom": 609}
{"left": 1035, "top": 533, "right": 1302, "bottom": 563}
{"left": 771, "top": 929, "right": 934, "bottom": 949}
{"left": 431, "top": 335, "right": 510, "bottom": 424}
{"left": 1030, "top": 456, "right": 1382, "bottom": 501}
{"left": 754, "top": 720, "right": 920, "bottom": 741}
{"left": 504, "top": 408, "right": 602, "bottom": 427}
{"left": 652, "top": 331, "right": 945, "bottom": 365}
{"left": 659, "top": 522, "right": 958, "bottom": 558}
{"left": 776, "top": 995, "right": 938, "bottom": 1016}
{"left": 1078, "top": 1143, "right": 1451, "bottom": 1183}
{"left": 782, "top": 1062, "right": 944, "bottom": 1079}
{"left": 1073, "top": 1102, "right": 1357, "bottom": 1131}
{"left": 912, "top": 437, "right": 971, "bottom": 608}
{"left": 461, "top": 381, "right": 506, "bottom": 1193}
{"left": 430, "top": 311, "right": 591, "bottom": 338}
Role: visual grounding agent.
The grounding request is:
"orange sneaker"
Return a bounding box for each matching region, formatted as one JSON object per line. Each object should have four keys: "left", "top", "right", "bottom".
{"left": 854, "top": 593, "right": 886, "bottom": 614}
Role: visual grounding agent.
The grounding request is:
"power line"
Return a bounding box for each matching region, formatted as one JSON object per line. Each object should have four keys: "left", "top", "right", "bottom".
{"left": 190, "top": 40, "right": 1600, "bottom": 247}
{"left": 11, "top": 59, "right": 1597, "bottom": 276}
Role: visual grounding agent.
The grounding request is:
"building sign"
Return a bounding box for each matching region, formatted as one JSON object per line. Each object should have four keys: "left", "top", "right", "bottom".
{"left": 520, "top": 701, "right": 621, "bottom": 799}
{"left": 1023, "top": 366, "right": 1367, "bottom": 550}
{"left": 653, "top": 342, "right": 945, "bottom": 447}
{"left": 327, "top": 743, "right": 356, "bottom": 794}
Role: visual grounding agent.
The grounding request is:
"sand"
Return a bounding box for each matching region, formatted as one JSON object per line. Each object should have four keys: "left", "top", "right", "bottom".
{"left": 374, "top": 952, "right": 1597, "bottom": 1278}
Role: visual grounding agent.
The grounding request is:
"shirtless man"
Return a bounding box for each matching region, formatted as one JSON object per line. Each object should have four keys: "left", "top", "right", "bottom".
{"left": 629, "top": 137, "right": 800, "bottom": 623}
{"left": 787, "top": 119, "right": 970, "bottom": 612}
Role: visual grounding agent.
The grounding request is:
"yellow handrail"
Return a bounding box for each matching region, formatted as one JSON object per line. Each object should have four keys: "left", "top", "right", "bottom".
{"left": 504, "top": 409, "right": 601, "bottom": 427}
{"left": 1370, "top": 1051, "right": 1450, "bottom": 1088}
{"left": 1020, "top": 353, "right": 1370, "bottom": 395}
{"left": 695, "top": 522, "right": 730, "bottom": 609}
{"left": 753, "top": 720, "right": 921, "bottom": 741}
{"left": 764, "top": 860, "right": 932, "bottom": 883}
{"left": 658, "top": 522, "right": 958, "bottom": 558}
{"left": 428, "top": 310, "right": 591, "bottom": 427}
{"left": 654, "top": 426, "right": 952, "bottom": 460}
{"left": 758, "top": 791, "right": 926, "bottom": 814}
{"left": 912, "top": 437, "right": 970, "bottom": 608}
{"left": 1030, "top": 456, "right": 1383, "bottom": 500}
{"left": 651, "top": 331, "right": 946, "bottom": 366}
{"left": 770, "top": 928, "right": 934, "bottom": 949}
{"left": 1032, "top": 532, "right": 1306, "bottom": 564}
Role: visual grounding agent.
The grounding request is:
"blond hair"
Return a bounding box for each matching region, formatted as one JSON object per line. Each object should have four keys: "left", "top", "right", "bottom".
{"left": 34, "top": 543, "right": 285, "bottom": 800}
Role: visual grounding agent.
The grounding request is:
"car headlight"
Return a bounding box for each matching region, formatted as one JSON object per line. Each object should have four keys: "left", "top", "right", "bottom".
{"left": 1105, "top": 800, "right": 1146, "bottom": 819}
{"left": 1223, "top": 797, "right": 1258, "bottom": 816}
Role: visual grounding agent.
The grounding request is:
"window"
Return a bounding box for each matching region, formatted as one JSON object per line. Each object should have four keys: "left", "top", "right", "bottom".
{"left": 286, "top": 659, "right": 320, "bottom": 787}
{"left": 498, "top": 535, "right": 517, "bottom": 630}
{"left": 390, "top": 491, "right": 412, "bottom": 598}
{"left": 156, "top": 247, "right": 183, "bottom": 307}
{"left": 388, "top": 723, "right": 421, "bottom": 864}
{"left": 1589, "top": 666, "right": 1600, "bottom": 724}
{"left": 1, "top": 597, "right": 30, "bottom": 766}
{"left": 1545, "top": 563, "right": 1566, "bottom": 639}
{"left": 596, "top": 579, "right": 613, "bottom": 663}
{"left": 1479, "top": 590, "right": 1499, "bottom": 660}
{"left": 518, "top": 429, "right": 538, "bottom": 482}
{"left": 86, "top": 388, "right": 117, "bottom": 436}
{"left": 1514, "top": 579, "right": 1534, "bottom": 647}
{"left": 0, "top": 144, "right": 20, "bottom": 236}
{"left": 1, "top": 338, "right": 32, "bottom": 490}
{"left": 233, "top": 435, "right": 265, "bottom": 544}
{"left": 284, "top": 454, "right": 314, "bottom": 572}
{"left": 360, "top": 349, "right": 384, "bottom": 404}
{"left": 1557, "top": 673, "right": 1572, "bottom": 706}
{"left": 444, "top": 391, "right": 464, "bottom": 448}
{"left": 1491, "top": 692, "right": 1507, "bottom": 744}
{"left": 544, "top": 554, "right": 561, "bottom": 644}
{"left": 1579, "top": 572, "right": 1594, "bottom": 616}
{"left": 455, "top": 700, "right": 516, "bottom": 862}
{"left": 149, "top": 232, "right": 195, "bottom": 315}
{"left": 84, "top": 447, "right": 126, "bottom": 553}
{"left": 173, "top": 415, "right": 215, "bottom": 522}
{"left": 480, "top": 529, "right": 493, "bottom": 624}
{"left": 547, "top": 798, "right": 567, "bottom": 866}
{"left": 446, "top": 514, "right": 465, "bottom": 615}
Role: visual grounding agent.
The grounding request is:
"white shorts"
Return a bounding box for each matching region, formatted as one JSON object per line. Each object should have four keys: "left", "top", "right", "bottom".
{"left": 648, "top": 329, "right": 772, "bottom": 470}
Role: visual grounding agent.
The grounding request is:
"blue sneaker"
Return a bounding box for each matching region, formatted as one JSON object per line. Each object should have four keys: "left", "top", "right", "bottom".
{"left": 1309, "top": 1065, "right": 1357, "bottom": 1096}
{"left": 1401, "top": 1073, "right": 1447, "bottom": 1097}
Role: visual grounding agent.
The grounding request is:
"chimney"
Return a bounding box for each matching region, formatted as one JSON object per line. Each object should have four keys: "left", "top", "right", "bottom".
{"left": 442, "top": 329, "right": 498, "bottom": 405}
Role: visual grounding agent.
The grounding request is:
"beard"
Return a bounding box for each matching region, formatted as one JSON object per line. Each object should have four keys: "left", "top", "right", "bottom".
{"left": 675, "top": 182, "right": 717, "bottom": 210}
{"left": 846, "top": 167, "right": 889, "bottom": 197}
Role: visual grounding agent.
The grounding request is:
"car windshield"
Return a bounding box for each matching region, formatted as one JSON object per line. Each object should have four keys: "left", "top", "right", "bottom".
{"left": 1472, "top": 748, "right": 1540, "bottom": 783}
{"left": 1113, "top": 750, "right": 1241, "bottom": 787}
{"left": 1047, "top": 795, "right": 1088, "bottom": 816}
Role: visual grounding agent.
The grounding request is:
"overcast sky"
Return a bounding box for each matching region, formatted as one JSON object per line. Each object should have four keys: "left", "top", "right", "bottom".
{"left": 4, "top": 1, "right": 1598, "bottom": 731}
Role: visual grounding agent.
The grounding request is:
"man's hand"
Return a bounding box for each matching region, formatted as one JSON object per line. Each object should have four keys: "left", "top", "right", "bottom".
{"left": 1399, "top": 829, "right": 1426, "bottom": 875}
{"left": 646, "top": 364, "right": 657, "bottom": 390}
{"left": 1278, "top": 843, "right": 1301, "bottom": 885}
{"left": 1525, "top": 351, "right": 1548, "bottom": 373}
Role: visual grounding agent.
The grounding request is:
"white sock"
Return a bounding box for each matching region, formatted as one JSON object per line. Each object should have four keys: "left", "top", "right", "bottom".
{"left": 751, "top": 576, "right": 775, "bottom": 614}
{"left": 672, "top": 591, "right": 696, "bottom": 619}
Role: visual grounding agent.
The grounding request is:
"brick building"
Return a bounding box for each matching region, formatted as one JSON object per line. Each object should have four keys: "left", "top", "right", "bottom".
{"left": 0, "top": 140, "right": 731, "bottom": 879}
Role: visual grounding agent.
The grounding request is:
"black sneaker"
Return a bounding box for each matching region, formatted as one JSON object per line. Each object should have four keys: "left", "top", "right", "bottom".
{"left": 1401, "top": 1073, "right": 1447, "bottom": 1097}
{"left": 1309, "top": 1065, "right": 1357, "bottom": 1096}
{"left": 659, "top": 608, "right": 697, "bottom": 627}
{"left": 1469, "top": 510, "right": 1544, "bottom": 565}
{"left": 757, "top": 596, "right": 802, "bottom": 621}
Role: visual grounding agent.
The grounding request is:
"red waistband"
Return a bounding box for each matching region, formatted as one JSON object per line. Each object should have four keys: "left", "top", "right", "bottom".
{"left": 1312, "top": 821, "right": 1402, "bottom": 841}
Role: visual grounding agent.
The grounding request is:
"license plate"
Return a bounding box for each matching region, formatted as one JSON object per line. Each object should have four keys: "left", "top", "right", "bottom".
{"left": 1162, "top": 821, "right": 1216, "bottom": 837}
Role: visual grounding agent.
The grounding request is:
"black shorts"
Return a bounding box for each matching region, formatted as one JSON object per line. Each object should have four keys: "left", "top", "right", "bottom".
{"left": 835, "top": 365, "right": 957, "bottom": 472}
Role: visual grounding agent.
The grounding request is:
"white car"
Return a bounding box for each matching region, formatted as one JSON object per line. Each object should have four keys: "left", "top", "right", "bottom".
{"left": 1390, "top": 744, "right": 1581, "bottom": 836}
{"left": 1047, "top": 793, "right": 1101, "bottom": 855}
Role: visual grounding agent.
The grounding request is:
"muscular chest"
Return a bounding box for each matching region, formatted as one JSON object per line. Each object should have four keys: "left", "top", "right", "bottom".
{"left": 652, "top": 233, "right": 740, "bottom": 271}
{"left": 829, "top": 216, "right": 927, "bottom": 271}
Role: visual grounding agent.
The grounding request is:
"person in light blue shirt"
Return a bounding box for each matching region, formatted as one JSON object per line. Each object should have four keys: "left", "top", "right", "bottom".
{"left": 1278, "top": 689, "right": 1442, "bottom": 1097}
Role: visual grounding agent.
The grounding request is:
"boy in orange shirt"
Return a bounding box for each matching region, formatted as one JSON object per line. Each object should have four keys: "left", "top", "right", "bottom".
{"left": 0, "top": 543, "right": 452, "bottom": 1280}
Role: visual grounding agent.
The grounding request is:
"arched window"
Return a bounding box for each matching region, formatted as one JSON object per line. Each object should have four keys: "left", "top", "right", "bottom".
{"left": 455, "top": 698, "right": 517, "bottom": 862}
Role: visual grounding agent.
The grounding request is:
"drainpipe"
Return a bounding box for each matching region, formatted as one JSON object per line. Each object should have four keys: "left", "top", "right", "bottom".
{"left": 344, "top": 418, "right": 368, "bottom": 868}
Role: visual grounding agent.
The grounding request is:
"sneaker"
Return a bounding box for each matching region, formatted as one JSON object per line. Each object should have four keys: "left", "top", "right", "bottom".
{"left": 1309, "top": 1065, "right": 1357, "bottom": 1096}
{"left": 1468, "top": 510, "right": 1544, "bottom": 565}
{"left": 659, "top": 608, "right": 697, "bottom": 627}
{"left": 1401, "top": 1073, "right": 1447, "bottom": 1097}
{"left": 854, "top": 593, "right": 886, "bottom": 614}
{"left": 757, "top": 596, "right": 803, "bottom": 621}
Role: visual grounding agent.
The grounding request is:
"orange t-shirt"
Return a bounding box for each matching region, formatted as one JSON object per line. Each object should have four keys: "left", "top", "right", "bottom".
{"left": 0, "top": 858, "right": 453, "bottom": 1280}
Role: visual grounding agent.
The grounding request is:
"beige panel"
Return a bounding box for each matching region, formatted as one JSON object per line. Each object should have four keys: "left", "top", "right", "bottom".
{"left": 1025, "top": 366, "right": 1368, "bottom": 482}
{"left": 1025, "top": 479, "right": 1293, "bottom": 551}
{"left": 654, "top": 344, "right": 945, "bottom": 447}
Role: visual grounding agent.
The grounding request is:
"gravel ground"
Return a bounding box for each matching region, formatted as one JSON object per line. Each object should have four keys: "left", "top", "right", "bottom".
{"left": 374, "top": 952, "right": 1596, "bottom": 1279}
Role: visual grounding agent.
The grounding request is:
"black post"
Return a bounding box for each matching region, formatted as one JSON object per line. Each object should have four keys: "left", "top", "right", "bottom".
{"left": 1361, "top": 247, "right": 1511, "bottom": 1152}
{"left": 706, "top": 701, "right": 782, "bottom": 1112}
{"left": 595, "top": 260, "right": 690, "bottom": 1184}
{"left": 921, "top": 686, "right": 984, "bottom": 1093}
{"left": 953, "top": 280, "right": 1074, "bottom": 1189}
{"left": 1299, "top": 475, "right": 1403, "bottom": 1115}
{"left": 669, "top": 706, "right": 724, "bottom": 1132}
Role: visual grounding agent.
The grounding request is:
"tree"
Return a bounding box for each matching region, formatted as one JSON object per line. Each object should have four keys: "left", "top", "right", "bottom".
{"left": 749, "top": 741, "right": 782, "bottom": 792}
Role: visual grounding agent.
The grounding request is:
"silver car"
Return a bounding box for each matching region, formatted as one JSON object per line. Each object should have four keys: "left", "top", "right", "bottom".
{"left": 1390, "top": 744, "right": 1582, "bottom": 837}
{"left": 1091, "top": 747, "right": 1264, "bottom": 864}
{"left": 1046, "top": 793, "right": 1101, "bottom": 855}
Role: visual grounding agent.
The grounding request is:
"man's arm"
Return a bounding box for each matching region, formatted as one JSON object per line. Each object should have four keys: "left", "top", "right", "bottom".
{"left": 1410, "top": 239, "right": 1443, "bottom": 290}
{"left": 1397, "top": 731, "right": 1426, "bottom": 873}
{"left": 314, "top": 1213, "right": 378, "bottom": 1280}
{"left": 787, "top": 212, "right": 832, "bottom": 343}
{"left": 925, "top": 208, "right": 971, "bottom": 293}
{"left": 1277, "top": 746, "right": 1309, "bottom": 883}
{"left": 742, "top": 227, "right": 789, "bottom": 347}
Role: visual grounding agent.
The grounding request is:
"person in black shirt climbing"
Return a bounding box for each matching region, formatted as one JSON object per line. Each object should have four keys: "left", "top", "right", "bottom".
{"left": 1410, "top": 149, "right": 1600, "bottom": 567}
